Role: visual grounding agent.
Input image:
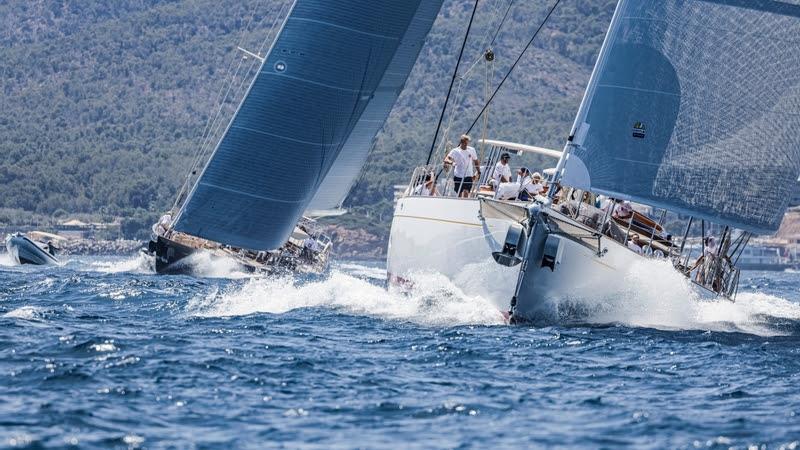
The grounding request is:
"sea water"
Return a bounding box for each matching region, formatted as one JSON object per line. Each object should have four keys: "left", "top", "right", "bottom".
{"left": 1, "top": 254, "right": 799, "bottom": 448}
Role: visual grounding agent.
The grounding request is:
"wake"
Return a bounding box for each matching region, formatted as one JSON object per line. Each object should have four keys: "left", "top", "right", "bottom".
{"left": 186, "top": 259, "right": 800, "bottom": 335}
{"left": 186, "top": 266, "right": 506, "bottom": 327}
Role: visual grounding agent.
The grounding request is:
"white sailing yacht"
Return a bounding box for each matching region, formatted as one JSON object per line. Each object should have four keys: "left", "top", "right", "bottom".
{"left": 147, "top": 0, "right": 445, "bottom": 275}
{"left": 388, "top": 0, "right": 800, "bottom": 323}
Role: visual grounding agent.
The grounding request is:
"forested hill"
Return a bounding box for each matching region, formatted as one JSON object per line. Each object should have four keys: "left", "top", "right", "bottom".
{"left": 0, "top": 0, "right": 614, "bottom": 238}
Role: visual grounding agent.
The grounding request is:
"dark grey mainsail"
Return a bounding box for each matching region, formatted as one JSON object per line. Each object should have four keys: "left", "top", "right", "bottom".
{"left": 560, "top": 0, "right": 800, "bottom": 233}
{"left": 174, "top": 0, "right": 444, "bottom": 250}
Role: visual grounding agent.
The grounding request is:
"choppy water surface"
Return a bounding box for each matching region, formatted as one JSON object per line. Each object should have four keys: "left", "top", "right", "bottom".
{"left": 1, "top": 254, "right": 799, "bottom": 448}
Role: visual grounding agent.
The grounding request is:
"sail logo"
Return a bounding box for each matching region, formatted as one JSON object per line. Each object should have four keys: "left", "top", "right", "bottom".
{"left": 632, "top": 122, "right": 646, "bottom": 139}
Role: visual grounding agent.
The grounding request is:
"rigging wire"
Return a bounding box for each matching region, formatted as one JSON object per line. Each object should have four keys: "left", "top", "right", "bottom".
{"left": 489, "top": 0, "right": 514, "bottom": 46}
{"left": 196, "top": 0, "right": 288, "bottom": 170}
{"left": 425, "top": 0, "right": 481, "bottom": 165}
{"left": 430, "top": 0, "right": 516, "bottom": 164}
{"left": 172, "top": 0, "right": 270, "bottom": 210}
{"left": 173, "top": 1, "right": 294, "bottom": 214}
{"left": 465, "top": 0, "right": 562, "bottom": 137}
{"left": 194, "top": 0, "right": 264, "bottom": 162}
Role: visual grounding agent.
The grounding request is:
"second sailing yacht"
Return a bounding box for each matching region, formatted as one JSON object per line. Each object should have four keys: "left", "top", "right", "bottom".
{"left": 147, "top": 0, "right": 445, "bottom": 275}
{"left": 388, "top": 0, "right": 800, "bottom": 323}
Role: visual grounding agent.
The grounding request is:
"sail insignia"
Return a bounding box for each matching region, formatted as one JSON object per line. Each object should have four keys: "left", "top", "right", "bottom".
{"left": 561, "top": 0, "right": 800, "bottom": 233}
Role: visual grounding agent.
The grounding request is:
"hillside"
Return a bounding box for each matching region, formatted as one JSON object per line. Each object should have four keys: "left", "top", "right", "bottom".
{"left": 0, "top": 0, "right": 615, "bottom": 241}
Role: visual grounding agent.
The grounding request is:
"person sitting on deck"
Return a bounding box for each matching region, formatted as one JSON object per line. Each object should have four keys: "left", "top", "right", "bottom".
{"left": 413, "top": 173, "right": 438, "bottom": 196}
{"left": 517, "top": 169, "right": 544, "bottom": 201}
{"left": 613, "top": 200, "right": 634, "bottom": 220}
{"left": 444, "top": 135, "right": 480, "bottom": 198}
{"left": 489, "top": 152, "right": 513, "bottom": 188}
{"left": 493, "top": 167, "right": 543, "bottom": 201}
{"left": 627, "top": 233, "right": 643, "bottom": 254}
{"left": 302, "top": 237, "right": 321, "bottom": 261}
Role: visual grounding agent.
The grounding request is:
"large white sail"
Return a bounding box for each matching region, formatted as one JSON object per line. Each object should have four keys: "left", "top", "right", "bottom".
{"left": 560, "top": 0, "right": 800, "bottom": 233}
{"left": 173, "top": 0, "right": 444, "bottom": 250}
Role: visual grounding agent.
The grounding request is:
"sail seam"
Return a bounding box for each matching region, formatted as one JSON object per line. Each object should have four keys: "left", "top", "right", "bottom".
{"left": 231, "top": 125, "right": 345, "bottom": 146}
{"left": 289, "top": 17, "right": 400, "bottom": 41}
{"left": 197, "top": 182, "right": 305, "bottom": 204}
{"left": 596, "top": 83, "right": 679, "bottom": 98}
{"left": 258, "top": 72, "right": 369, "bottom": 94}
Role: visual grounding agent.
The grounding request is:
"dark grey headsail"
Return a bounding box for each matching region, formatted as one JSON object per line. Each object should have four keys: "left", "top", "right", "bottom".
{"left": 174, "top": 0, "right": 444, "bottom": 250}
{"left": 305, "top": 1, "right": 444, "bottom": 215}
{"left": 560, "top": 0, "right": 800, "bottom": 233}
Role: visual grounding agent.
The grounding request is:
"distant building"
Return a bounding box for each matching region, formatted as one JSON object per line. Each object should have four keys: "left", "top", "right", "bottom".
{"left": 55, "top": 218, "right": 120, "bottom": 239}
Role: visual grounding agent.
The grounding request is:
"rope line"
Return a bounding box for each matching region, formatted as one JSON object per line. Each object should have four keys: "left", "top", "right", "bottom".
{"left": 465, "top": 0, "right": 561, "bottom": 136}
{"left": 425, "top": 0, "right": 481, "bottom": 165}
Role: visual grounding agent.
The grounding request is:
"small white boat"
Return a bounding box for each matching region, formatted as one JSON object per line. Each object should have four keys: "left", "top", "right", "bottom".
{"left": 5, "top": 233, "right": 59, "bottom": 266}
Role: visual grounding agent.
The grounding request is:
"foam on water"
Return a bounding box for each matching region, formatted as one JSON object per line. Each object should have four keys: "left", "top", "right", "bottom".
{"left": 181, "top": 259, "right": 800, "bottom": 335}
{"left": 187, "top": 268, "right": 505, "bottom": 327}
{"left": 87, "top": 253, "right": 153, "bottom": 274}
{"left": 0, "top": 252, "right": 15, "bottom": 267}
{"left": 170, "top": 251, "right": 252, "bottom": 279}
{"left": 3, "top": 306, "right": 47, "bottom": 321}
{"left": 553, "top": 258, "right": 800, "bottom": 336}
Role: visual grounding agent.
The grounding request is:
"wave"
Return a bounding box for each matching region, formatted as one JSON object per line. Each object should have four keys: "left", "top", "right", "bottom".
{"left": 86, "top": 251, "right": 252, "bottom": 279}
{"left": 0, "top": 251, "right": 15, "bottom": 267}
{"left": 3, "top": 306, "right": 48, "bottom": 321}
{"left": 86, "top": 253, "right": 153, "bottom": 274}
{"left": 186, "top": 267, "right": 505, "bottom": 327}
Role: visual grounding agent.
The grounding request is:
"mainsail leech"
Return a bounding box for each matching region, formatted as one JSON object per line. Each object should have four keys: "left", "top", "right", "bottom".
{"left": 560, "top": 0, "right": 800, "bottom": 234}
{"left": 174, "top": 0, "right": 444, "bottom": 250}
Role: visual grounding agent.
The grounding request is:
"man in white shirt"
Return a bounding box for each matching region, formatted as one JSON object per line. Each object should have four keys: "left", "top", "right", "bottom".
{"left": 490, "top": 152, "right": 512, "bottom": 188}
{"left": 443, "top": 134, "right": 480, "bottom": 198}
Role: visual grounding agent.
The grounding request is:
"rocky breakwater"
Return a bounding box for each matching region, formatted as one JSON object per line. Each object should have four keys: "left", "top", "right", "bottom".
{"left": 60, "top": 239, "right": 145, "bottom": 255}
{"left": 321, "top": 225, "right": 386, "bottom": 260}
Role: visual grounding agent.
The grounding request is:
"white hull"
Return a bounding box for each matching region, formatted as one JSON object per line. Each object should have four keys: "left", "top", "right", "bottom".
{"left": 388, "top": 197, "right": 520, "bottom": 311}
{"left": 388, "top": 196, "right": 710, "bottom": 322}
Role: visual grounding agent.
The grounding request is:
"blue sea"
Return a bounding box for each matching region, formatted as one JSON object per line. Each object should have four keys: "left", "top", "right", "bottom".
{"left": 1, "top": 254, "right": 800, "bottom": 449}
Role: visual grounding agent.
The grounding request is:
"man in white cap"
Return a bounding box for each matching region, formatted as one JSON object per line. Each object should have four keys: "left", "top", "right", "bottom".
{"left": 444, "top": 134, "right": 480, "bottom": 198}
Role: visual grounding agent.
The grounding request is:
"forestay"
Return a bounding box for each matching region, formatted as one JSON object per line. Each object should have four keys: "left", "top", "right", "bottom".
{"left": 560, "top": 0, "right": 800, "bottom": 234}
{"left": 174, "top": 0, "right": 444, "bottom": 250}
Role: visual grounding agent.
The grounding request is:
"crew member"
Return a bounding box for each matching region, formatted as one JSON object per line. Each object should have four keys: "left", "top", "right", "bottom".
{"left": 517, "top": 168, "right": 544, "bottom": 201}
{"left": 627, "top": 234, "right": 643, "bottom": 254}
{"left": 490, "top": 153, "right": 512, "bottom": 187}
{"left": 153, "top": 213, "right": 172, "bottom": 237}
{"left": 413, "top": 173, "right": 437, "bottom": 196}
{"left": 443, "top": 135, "right": 480, "bottom": 198}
